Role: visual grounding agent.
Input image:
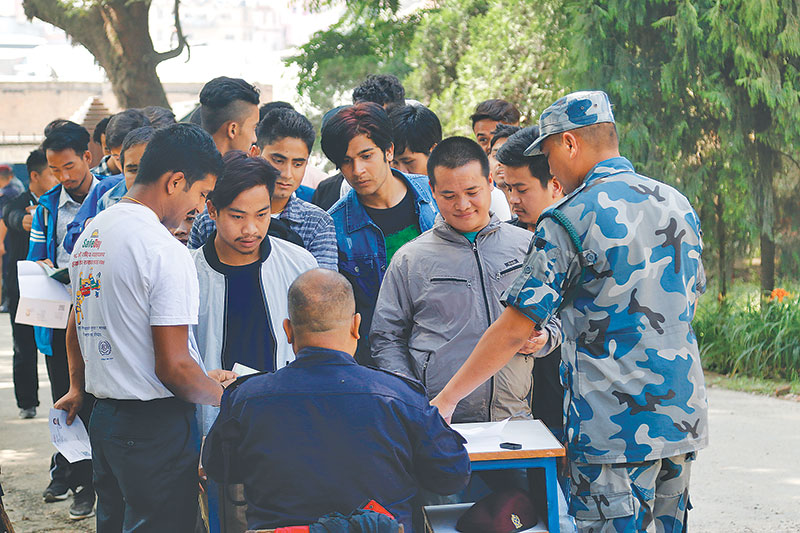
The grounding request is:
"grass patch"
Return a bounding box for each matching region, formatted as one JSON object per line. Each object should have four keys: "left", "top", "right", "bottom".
{"left": 694, "top": 283, "right": 800, "bottom": 382}
{"left": 703, "top": 370, "right": 800, "bottom": 397}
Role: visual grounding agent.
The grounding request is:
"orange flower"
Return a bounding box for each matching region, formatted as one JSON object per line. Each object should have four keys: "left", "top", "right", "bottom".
{"left": 769, "top": 288, "right": 790, "bottom": 302}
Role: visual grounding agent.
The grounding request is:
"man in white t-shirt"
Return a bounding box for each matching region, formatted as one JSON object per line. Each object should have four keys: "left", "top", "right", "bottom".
{"left": 56, "top": 123, "right": 237, "bottom": 532}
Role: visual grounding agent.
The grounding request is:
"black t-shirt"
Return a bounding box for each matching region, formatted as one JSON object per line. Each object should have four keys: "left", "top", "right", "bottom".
{"left": 363, "top": 191, "right": 421, "bottom": 263}
{"left": 219, "top": 259, "right": 275, "bottom": 372}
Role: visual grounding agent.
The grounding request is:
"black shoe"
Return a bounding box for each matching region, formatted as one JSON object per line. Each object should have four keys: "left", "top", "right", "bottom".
{"left": 69, "top": 487, "right": 95, "bottom": 520}
{"left": 42, "top": 479, "right": 70, "bottom": 502}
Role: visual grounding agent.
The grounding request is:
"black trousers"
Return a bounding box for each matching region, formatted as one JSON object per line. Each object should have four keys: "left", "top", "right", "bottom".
{"left": 9, "top": 297, "right": 38, "bottom": 410}
{"left": 45, "top": 328, "right": 94, "bottom": 491}
{"left": 90, "top": 397, "right": 201, "bottom": 533}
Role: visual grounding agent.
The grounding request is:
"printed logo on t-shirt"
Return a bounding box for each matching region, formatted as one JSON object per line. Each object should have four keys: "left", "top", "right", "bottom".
{"left": 81, "top": 229, "right": 102, "bottom": 249}
{"left": 98, "top": 339, "right": 112, "bottom": 359}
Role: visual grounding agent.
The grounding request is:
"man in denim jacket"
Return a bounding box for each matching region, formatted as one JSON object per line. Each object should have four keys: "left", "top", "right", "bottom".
{"left": 321, "top": 103, "right": 438, "bottom": 365}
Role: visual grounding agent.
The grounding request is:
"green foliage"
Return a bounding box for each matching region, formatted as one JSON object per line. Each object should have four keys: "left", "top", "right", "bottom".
{"left": 405, "top": 0, "right": 566, "bottom": 135}
{"left": 695, "top": 284, "right": 800, "bottom": 381}
{"left": 286, "top": 11, "right": 420, "bottom": 112}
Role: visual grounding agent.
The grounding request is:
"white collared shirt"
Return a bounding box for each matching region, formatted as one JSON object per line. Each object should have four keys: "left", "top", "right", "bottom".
{"left": 55, "top": 177, "right": 99, "bottom": 268}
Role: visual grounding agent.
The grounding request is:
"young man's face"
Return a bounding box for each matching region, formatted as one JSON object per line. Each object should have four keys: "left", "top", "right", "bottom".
{"left": 473, "top": 119, "right": 501, "bottom": 154}
{"left": 168, "top": 174, "right": 216, "bottom": 229}
{"left": 209, "top": 185, "right": 271, "bottom": 259}
{"left": 432, "top": 161, "right": 492, "bottom": 233}
{"left": 489, "top": 136, "right": 509, "bottom": 187}
{"left": 109, "top": 145, "right": 122, "bottom": 174}
{"left": 231, "top": 104, "right": 260, "bottom": 153}
{"left": 31, "top": 167, "right": 58, "bottom": 194}
{"left": 504, "top": 165, "right": 564, "bottom": 226}
{"left": 46, "top": 148, "right": 93, "bottom": 195}
{"left": 260, "top": 137, "right": 309, "bottom": 204}
{"left": 100, "top": 133, "right": 110, "bottom": 156}
{"left": 340, "top": 134, "right": 394, "bottom": 198}
{"left": 0, "top": 173, "right": 11, "bottom": 188}
{"left": 122, "top": 143, "right": 148, "bottom": 190}
{"left": 392, "top": 148, "right": 429, "bottom": 176}
{"left": 171, "top": 209, "right": 197, "bottom": 246}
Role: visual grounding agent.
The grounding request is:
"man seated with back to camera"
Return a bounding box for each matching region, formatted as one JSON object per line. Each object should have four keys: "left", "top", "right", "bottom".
{"left": 202, "top": 268, "right": 471, "bottom": 533}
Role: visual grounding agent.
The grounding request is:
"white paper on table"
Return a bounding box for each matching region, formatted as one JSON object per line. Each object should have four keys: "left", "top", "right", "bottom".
{"left": 231, "top": 362, "right": 259, "bottom": 376}
{"left": 453, "top": 417, "right": 510, "bottom": 439}
{"left": 49, "top": 408, "right": 92, "bottom": 463}
{"left": 16, "top": 260, "right": 71, "bottom": 329}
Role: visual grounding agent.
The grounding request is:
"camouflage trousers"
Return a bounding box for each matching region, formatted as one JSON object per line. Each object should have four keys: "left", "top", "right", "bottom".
{"left": 568, "top": 452, "right": 695, "bottom": 533}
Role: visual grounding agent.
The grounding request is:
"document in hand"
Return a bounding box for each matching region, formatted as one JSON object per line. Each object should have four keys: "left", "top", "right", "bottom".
{"left": 49, "top": 408, "right": 92, "bottom": 463}
{"left": 15, "top": 260, "right": 71, "bottom": 329}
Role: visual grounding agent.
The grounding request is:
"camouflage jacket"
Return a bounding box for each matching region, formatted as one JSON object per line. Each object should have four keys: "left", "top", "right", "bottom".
{"left": 503, "top": 157, "right": 708, "bottom": 464}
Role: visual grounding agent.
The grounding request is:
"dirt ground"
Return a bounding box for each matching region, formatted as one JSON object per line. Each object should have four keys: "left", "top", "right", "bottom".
{"left": 1, "top": 319, "right": 799, "bottom": 532}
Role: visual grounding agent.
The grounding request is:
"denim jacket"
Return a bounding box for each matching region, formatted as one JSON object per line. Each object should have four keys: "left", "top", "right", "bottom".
{"left": 328, "top": 169, "right": 438, "bottom": 364}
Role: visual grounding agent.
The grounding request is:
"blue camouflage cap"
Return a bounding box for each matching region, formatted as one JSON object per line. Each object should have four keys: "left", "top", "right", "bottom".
{"left": 523, "top": 90, "right": 615, "bottom": 156}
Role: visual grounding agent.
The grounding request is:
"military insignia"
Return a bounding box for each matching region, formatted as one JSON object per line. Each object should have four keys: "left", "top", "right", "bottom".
{"left": 511, "top": 513, "right": 522, "bottom": 528}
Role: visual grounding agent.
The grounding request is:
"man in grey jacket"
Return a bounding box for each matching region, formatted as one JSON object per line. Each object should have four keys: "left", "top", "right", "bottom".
{"left": 371, "top": 136, "right": 561, "bottom": 423}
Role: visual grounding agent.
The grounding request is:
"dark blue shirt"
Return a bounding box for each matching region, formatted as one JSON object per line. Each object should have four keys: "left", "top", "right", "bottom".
{"left": 203, "top": 347, "right": 470, "bottom": 532}
{"left": 219, "top": 259, "right": 274, "bottom": 372}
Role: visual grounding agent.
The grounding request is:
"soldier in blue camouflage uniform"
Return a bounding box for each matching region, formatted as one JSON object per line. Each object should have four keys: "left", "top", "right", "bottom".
{"left": 433, "top": 91, "right": 707, "bottom": 533}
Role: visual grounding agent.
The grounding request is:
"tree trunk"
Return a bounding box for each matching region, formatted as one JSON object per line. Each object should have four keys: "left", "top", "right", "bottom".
{"left": 755, "top": 141, "right": 778, "bottom": 298}
{"left": 715, "top": 191, "right": 727, "bottom": 301}
{"left": 23, "top": 0, "right": 186, "bottom": 110}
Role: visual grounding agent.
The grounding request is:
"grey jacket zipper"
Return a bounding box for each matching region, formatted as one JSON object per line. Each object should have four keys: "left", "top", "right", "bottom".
{"left": 471, "top": 237, "right": 496, "bottom": 417}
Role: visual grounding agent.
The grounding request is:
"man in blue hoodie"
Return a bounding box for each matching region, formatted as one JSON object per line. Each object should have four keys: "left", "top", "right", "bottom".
{"left": 28, "top": 120, "right": 101, "bottom": 520}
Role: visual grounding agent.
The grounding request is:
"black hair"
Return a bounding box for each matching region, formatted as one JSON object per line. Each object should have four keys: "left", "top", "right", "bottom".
{"left": 210, "top": 150, "right": 277, "bottom": 210}
{"left": 42, "top": 121, "right": 90, "bottom": 155}
{"left": 495, "top": 126, "right": 552, "bottom": 188}
{"left": 256, "top": 108, "right": 315, "bottom": 152}
{"left": 427, "top": 136, "right": 490, "bottom": 187}
{"left": 321, "top": 102, "right": 393, "bottom": 168}
{"left": 470, "top": 99, "right": 521, "bottom": 127}
{"left": 92, "top": 117, "right": 111, "bottom": 144}
{"left": 43, "top": 119, "right": 72, "bottom": 138}
{"left": 489, "top": 124, "right": 521, "bottom": 151}
{"left": 120, "top": 127, "right": 156, "bottom": 167}
{"left": 259, "top": 101, "right": 295, "bottom": 122}
{"left": 199, "top": 76, "right": 260, "bottom": 135}
{"left": 106, "top": 109, "right": 151, "bottom": 150}
{"left": 135, "top": 123, "right": 223, "bottom": 186}
{"left": 141, "top": 106, "right": 176, "bottom": 128}
{"left": 389, "top": 104, "right": 442, "bottom": 156}
{"left": 352, "top": 74, "right": 405, "bottom": 108}
{"left": 26, "top": 149, "right": 49, "bottom": 176}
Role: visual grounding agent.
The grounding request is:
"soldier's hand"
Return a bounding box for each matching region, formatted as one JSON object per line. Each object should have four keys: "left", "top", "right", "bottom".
{"left": 54, "top": 388, "right": 84, "bottom": 425}
{"left": 518, "top": 328, "right": 549, "bottom": 356}
{"left": 431, "top": 394, "right": 455, "bottom": 424}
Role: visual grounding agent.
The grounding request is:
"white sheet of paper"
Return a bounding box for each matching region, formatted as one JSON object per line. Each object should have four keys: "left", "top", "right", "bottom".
{"left": 453, "top": 417, "right": 510, "bottom": 439}
{"left": 16, "top": 260, "right": 71, "bottom": 329}
{"left": 231, "top": 362, "right": 259, "bottom": 376}
{"left": 49, "top": 408, "right": 92, "bottom": 463}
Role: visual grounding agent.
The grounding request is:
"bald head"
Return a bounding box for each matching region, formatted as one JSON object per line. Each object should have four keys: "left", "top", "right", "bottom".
{"left": 288, "top": 269, "right": 356, "bottom": 334}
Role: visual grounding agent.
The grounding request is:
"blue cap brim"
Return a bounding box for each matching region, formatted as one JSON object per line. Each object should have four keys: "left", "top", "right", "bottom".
{"left": 523, "top": 135, "right": 546, "bottom": 156}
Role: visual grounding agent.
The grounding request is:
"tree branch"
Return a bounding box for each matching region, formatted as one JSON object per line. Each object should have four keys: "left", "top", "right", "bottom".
{"left": 155, "top": 0, "right": 189, "bottom": 64}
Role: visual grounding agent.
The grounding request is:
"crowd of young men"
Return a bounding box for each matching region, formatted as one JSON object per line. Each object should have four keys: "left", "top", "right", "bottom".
{"left": 1, "top": 72, "right": 707, "bottom": 533}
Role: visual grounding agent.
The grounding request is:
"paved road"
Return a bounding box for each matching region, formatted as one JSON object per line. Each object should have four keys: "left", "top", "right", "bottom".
{"left": 0, "top": 318, "right": 798, "bottom": 532}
